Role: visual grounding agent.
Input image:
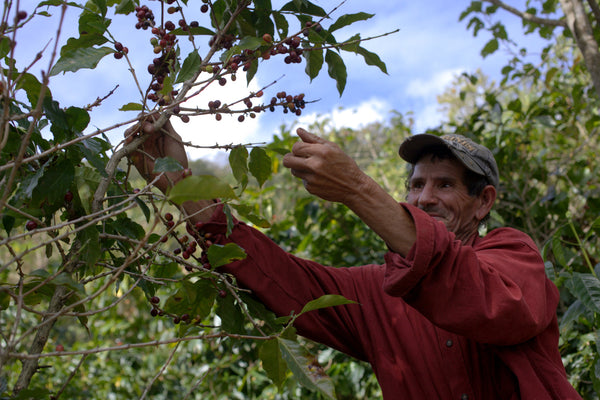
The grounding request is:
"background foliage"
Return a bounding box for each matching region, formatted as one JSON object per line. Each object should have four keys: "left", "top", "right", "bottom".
{"left": 2, "top": 0, "right": 600, "bottom": 399}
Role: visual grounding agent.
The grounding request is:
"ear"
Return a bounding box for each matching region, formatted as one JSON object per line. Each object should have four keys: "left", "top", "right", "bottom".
{"left": 475, "top": 185, "right": 496, "bottom": 220}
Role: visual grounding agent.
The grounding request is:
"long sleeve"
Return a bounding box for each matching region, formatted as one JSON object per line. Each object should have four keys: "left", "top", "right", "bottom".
{"left": 200, "top": 205, "right": 384, "bottom": 361}
{"left": 382, "top": 203, "right": 559, "bottom": 345}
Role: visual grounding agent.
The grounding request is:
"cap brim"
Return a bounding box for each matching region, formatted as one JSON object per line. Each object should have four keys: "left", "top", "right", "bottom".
{"left": 398, "top": 134, "right": 449, "bottom": 164}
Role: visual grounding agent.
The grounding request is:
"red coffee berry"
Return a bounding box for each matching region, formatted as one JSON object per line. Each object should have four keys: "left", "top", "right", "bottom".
{"left": 114, "top": 52, "right": 123, "bottom": 59}
{"left": 55, "top": 344, "right": 64, "bottom": 352}
{"left": 218, "top": 290, "right": 227, "bottom": 298}
{"left": 238, "top": 115, "right": 245, "bottom": 122}
{"left": 16, "top": 10, "right": 27, "bottom": 21}
{"left": 262, "top": 33, "right": 272, "bottom": 43}
{"left": 150, "top": 296, "right": 160, "bottom": 304}
{"left": 25, "top": 220, "right": 37, "bottom": 231}
{"left": 165, "top": 212, "right": 173, "bottom": 221}
{"left": 165, "top": 21, "right": 175, "bottom": 31}
{"left": 64, "top": 191, "right": 74, "bottom": 202}
{"left": 114, "top": 42, "right": 123, "bottom": 51}
{"left": 200, "top": 4, "right": 209, "bottom": 13}
{"left": 150, "top": 308, "right": 159, "bottom": 317}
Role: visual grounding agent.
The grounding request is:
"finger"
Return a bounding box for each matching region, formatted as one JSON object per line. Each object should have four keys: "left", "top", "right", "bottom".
{"left": 283, "top": 153, "right": 311, "bottom": 171}
{"left": 296, "top": 128, "right": 326, "bottom": 144}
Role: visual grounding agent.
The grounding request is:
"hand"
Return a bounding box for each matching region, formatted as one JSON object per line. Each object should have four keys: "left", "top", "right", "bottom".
{"left": 125, "top": 115, "right": 188, "bottom": 194}
{"left": 282, "top": 128, "right": 369, "bottom": 204}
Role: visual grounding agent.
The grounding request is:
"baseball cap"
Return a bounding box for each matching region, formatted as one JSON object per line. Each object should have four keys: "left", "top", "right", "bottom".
{"left": 398, "top": 133, "right": 499, "bottom": 188}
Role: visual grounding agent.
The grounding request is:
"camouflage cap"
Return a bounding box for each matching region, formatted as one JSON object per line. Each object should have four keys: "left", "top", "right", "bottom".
{"left": 398, "top": 133, "right": 499, "bottom": 188}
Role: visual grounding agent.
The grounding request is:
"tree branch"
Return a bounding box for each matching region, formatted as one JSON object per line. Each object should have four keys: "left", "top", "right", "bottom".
{"left": 482, "top": 0, "right": 567, "bottom": 27}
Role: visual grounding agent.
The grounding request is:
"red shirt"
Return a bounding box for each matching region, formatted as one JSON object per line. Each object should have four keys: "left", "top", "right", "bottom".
{"left": 204, "top": 204, "right": 581, "bottom": 399}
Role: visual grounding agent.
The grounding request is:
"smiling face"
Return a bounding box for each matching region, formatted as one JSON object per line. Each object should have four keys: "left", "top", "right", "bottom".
{"left": 406, "top": 154, "right": 495, "bottom": 242}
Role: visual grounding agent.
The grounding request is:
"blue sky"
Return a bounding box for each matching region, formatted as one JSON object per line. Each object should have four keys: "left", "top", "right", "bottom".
{"left": 17, "top": 1, "right": 549, "bottom": 161}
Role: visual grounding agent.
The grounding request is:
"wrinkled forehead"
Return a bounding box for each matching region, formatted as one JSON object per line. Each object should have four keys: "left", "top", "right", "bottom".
{"left": 410, "top": 154, "right": 469, "bottom": 179}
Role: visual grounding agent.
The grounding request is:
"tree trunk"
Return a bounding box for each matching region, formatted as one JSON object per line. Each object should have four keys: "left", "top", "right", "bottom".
{"left": 560, "top": 0, "right": 600, "bottom": 98}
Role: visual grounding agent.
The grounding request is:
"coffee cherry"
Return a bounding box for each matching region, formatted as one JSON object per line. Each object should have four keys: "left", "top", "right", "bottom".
{"left": 164, "top": 212, "right": 173, "bottom": 221}
{"left": 150, "top": 308, "right": 159, "bottom": 317}
{"left": 150, "top": 296, "right": 160, "bottom": 304}
{"left": 262, "top": 33, "right": 272, "bottom": 43}
{"left": 200, "top": 4, "right": 209, "bottom": 13}
{"left": 180, "top": 115, "right": 190, "bottom": 123}
{"left": 55, "top": 344, "right": 64, "bottom": 352}
{"left": 114, "top": 52, "right": 123, "bottom": 59}
{"left": 64, "top": 191, "right": 74, "bottom": 203}
{"left": 166, "top": 220, "right": 175, "bottom": 229}
{"left": 16, "top": 10, "right": 27, "bottom": 21}
{"left": 165, "top": 21, "right": 175, "bottom": 31}
{"left": 25, "top": 220, "right": 37, "bottom": 231}
{"left": 218, "top": 290, "right": 227, "bottom": 298}
{"left": 114, "top": 42, "right": 123, "bottom": 51}
{"left": 238, "top": 115, "right": 245, "bottom": 122}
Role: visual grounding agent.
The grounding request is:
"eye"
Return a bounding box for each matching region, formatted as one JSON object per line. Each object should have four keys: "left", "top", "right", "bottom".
{"left": 439, "top": 181, "right": 454, "bottom": 189}
{"left": 409, "top": 181, "right": 424, "bottom": 191}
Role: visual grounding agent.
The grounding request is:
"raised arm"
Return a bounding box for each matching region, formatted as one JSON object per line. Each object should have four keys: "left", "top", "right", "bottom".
{"left": 125, "top": 116, "right": 214, "bottom": 222}
{"left": 282, "top": 128, "right": 416, "bottom": 256}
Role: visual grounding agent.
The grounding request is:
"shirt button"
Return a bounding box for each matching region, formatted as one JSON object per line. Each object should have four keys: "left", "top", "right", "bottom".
{"left": 446, "top": 339, "right": 453, "bottom": 347}
{"left": 461, "top": 394, "right": 468, "bottom": 400}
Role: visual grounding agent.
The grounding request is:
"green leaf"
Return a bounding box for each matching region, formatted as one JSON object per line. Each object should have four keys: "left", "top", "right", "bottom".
{"left": 76, "top": 225, "right": 102, "bottom": 268}
{"left": 16, "top": 72, "right": 47, "bottom": 107}
{"left": 559, "top": 299, "right": 585, "bottom": 332}
{"left": 272, "top": 11, "right": 289, "bottom": 38}
{"left": 566, "top": 273, "right": 600, "bottom": 314}
{"left": 230, "top": 203, "right": 271, "bottom": 228}
{"left": 207, "top": 243, "right": 247, "bottom": 268}
{"left": 119, "top": 102, "right": 143, "bottom": 111}
{"left": 50, "top": 46, "right": 114, "bottom": 76}
{"left": 153, "top": 157, "right": 184, "bottom": 173}
{"left": 168, "top": 175, "right": 237, "bottom": 204}
{"left": 216, "top": 292, "right": 245, "bottom": 333}
{"left": 33, "top": 158, "right": 75, "bottom": 206}
{"left": 164, "top": 280, "right": 216, "bottom": 324}
{"left": 62, "top": 33, "right": 108, "bottom": 55}
{"left": 329, "top": 12, "right": 374, "bottom": 32}
{"left": 481, "top": 38, "right": 499, "bottom": 58}
{"left": 325, "top": 50, "right": 347, "bottom": 96}
{"left": 259, "top": 339, "right": 288, "bottom": 388}
{"left": 229, "top": 145, "right": 249, "bottom": 185}
{"left": 114, "top": 0, "right": 135, "bottom": 14}
{"left": 354, "top": 45, "right": 388, "bottom": 74}
{"left": 248, "top": 147, "right": 271, "bottom": 187}
{"left": 0, "top": 36, "right": 11, "bottom": 58}
{"left": 52, "top": 273, "right": 86, "bottom": 294}
{"left": 278, "top": 338, "right": 336, "bottom": 399}
{"left": 176, "top": 51, "right": 202, "bottom": 83}
{"left": 78, "top": 11, "right": 111, "bottom": 35}
{"left": 170, "top": 26, "right": 215, "bottom": 36}
{"left": 299, "top": 294, "right": 357, "bottom": 315}
{"left": 281, "top": 1, "right": 327, "bottom": 17}
{"left": 304, "top": 46, "right": 323, "bottom": 81}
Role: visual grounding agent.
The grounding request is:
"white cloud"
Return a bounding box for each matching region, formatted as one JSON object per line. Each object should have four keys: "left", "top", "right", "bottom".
{"left": 171, "top": 73, "right": 263, "bottom": 161}
{"left": 406, "top": 68, "right": 464, "bottom": 99}
{"left": 297, "top": 98, "right": 391, "bottom": 131}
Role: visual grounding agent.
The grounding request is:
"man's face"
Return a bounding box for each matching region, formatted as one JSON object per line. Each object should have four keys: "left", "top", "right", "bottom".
{"left": 406, "top": 154, "right": 483, "bottom": 241}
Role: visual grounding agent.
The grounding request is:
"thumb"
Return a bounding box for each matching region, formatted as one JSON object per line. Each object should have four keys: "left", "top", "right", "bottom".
{"left": 296, "top": 127, "right": 326, "bottom": 144}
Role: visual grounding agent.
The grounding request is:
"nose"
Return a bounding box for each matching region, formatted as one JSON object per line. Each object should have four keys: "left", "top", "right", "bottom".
{"left": 416, "top": 182, "right": 438, "bottom": 208}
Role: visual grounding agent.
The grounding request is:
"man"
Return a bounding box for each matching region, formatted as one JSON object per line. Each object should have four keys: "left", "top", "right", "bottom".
{"left": 128, "top": 120, "right": 581, "bottom": 399}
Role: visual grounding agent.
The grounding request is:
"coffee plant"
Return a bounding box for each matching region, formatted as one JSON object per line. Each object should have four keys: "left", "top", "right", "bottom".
{"left": 0, "top": 0, "right": 389, "bottom": 398}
